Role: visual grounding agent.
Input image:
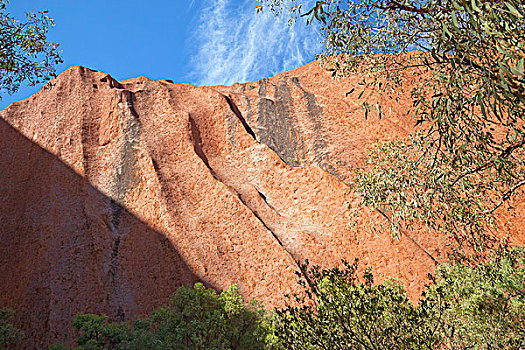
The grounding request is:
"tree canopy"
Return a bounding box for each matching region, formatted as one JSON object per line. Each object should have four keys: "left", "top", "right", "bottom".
{"left": 257, "top": 0, "right": 525, "bottom": 259}
{"left": 52, "top": 284, "right": 276, "bottom": 350}
{"left": 276, "top": 248, "right": 525, "bottom": 349}
{"left": 0, "top": 0, "right": 62, "bottom": 99}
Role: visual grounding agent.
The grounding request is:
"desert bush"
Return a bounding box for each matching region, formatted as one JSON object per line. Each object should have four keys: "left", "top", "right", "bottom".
{"left": 52, "top": 283, "right": 275, "bottom": 350}
{"left": 275, "top": 259, "right": 443, "bottom": 350}
{"left": 427, "top": 247, "right": 525, "bottom": 349}
{"left": 276, "top": 249, "right": 525, "bottom": 350}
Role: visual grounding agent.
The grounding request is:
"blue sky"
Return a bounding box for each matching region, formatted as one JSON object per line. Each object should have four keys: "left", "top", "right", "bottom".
{"left": 1, "top": 0, "right": 321, "bottom": 110}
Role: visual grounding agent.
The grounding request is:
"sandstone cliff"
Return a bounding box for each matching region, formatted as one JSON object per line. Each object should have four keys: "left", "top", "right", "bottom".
{"left": 1, "top": 62, "right": 522, "bottom": 348}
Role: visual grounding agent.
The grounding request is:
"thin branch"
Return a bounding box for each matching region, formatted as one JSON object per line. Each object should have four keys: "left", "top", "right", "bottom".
{"left": 485, "top": 180, "right": 525, "bottom": 214}
{"left": 450, "top": 160, "right": 494, "bottom": 187}
{"left": 373, "top": 1, "right": 434, "bottom": 14}
{"left": 450, "top": 134, "right": 525, "bottom": 187}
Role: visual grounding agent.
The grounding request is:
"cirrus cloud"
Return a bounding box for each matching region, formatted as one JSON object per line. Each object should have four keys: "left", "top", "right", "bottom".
{"left": 189, "top": 0, "right": 321, "bottom": 86}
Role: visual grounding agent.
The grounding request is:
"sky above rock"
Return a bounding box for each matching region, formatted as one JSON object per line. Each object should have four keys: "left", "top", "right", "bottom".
{"left": 1, "top": 0, "right": 321, "bottom": 110}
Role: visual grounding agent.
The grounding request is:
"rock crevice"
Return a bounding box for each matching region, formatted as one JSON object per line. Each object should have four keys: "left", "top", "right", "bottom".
{"left": 223, "top": 94, "right": 257, "bottom": 141}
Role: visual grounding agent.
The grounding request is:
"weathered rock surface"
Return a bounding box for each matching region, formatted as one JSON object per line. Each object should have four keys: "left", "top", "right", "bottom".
{"left": 1, "top": 62, "right": 522, "bottom": 348}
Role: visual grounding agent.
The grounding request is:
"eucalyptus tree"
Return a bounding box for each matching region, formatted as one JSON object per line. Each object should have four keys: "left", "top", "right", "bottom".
{"left": 276, "top": 248, "right": 525, "bottom": 349}
{"left": 257, "top": 0, "right": 525, "bottom": 259}
{"left": 51, "top": 284, "right": 275, "bottom": 350}
{"left": 0, "top": 0, "right": 62, "bottom": 99}
{"left": 276, "top": 259, "right": 445, "bottom": 350}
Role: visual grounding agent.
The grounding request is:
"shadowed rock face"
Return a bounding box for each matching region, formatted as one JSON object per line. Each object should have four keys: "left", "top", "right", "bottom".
{"left": 1, "top": 63, "right": 524, "bottom": 348}
{"left": 0, "top": 117, "right": 202, "bottom": 348}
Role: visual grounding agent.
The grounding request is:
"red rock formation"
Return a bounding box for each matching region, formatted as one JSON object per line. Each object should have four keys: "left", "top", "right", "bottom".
{"left": 1, "top": 62, "right": 522, "bottom": 348}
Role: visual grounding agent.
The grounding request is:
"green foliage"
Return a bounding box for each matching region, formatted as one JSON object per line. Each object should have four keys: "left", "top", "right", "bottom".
{"left": 53, "top": 283, "right": 275, "bottom": 350}
{"left": 257, "top": 4, "right": 525, "bottom": 346}
{"left": 48, "top": 252, "right": 525, "bottom": 349}
{"left": 67, "top": 313, "right": 130, "bottom": 350}
{"left": 258, "top": 0, "right": 525, "bottom": 258}
{"left": 427, "top": 247, "right": 525, "bottom": 349}
{"left": 276, "top": 260, "right": 443, "bottom": 350}
{"left": 0, "top": 0, "right": 62, "bottom": 98}
{"left": 142, "top": 283, "right": 274, "bottom": 350}
{"left": 276, "top": 250, "right": 525, "bottom": 350}
{"left": 0, "top": 309, "right": 23, "bottom": 350}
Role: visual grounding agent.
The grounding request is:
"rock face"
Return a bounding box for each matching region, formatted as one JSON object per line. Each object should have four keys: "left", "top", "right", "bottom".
{"left": 1, "top": 62, "right": 522, "bottom": 348}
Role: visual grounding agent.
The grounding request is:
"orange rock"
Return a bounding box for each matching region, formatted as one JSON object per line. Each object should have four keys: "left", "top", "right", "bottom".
{"left": 0, "top": 62, "right": 521, "bottom": 348}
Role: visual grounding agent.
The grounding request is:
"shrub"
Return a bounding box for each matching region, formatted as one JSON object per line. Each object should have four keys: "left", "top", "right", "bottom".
{"left": 275, "top": 259, "right": 443, "bottom": 350}
{"left": 52, "top": 283, "right": 275, "bottom": 350}
{"left": 276, "top": 250, "right": 525, "bottom": 349}
{"left": 427, "top": 247, "right": 525, "bottom": 349}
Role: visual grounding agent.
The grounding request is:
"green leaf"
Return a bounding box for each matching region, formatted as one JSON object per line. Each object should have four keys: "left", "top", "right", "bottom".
{"left": 442, "top": 21, "right": 451, "bottom": 39}
{"left": 471, "top": 0, "right": 481, "bottom": 12}
{"left": 452, "top": 0, "right": 462, "bottom": 11}
{"left": 504, "top": 2, "right": 523, "bottom": 18}
{"left": 495, "top": 45, "right": 512, "bottom": 58}
{"left": 451, "top": 11, "right": 459, "bottom": 29}
{"left": 478, "top": 95, "right": 488, "bottom": 119}
{"left": 517, "top": 58, "right": 524, "bottom": 76}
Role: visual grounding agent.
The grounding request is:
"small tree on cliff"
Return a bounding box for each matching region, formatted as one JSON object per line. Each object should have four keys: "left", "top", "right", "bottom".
{"left": 0, "top": 0, "right": 62, "bottom": 99}
{"left": 257, "top": 0, "right": 525, "bottom": 259}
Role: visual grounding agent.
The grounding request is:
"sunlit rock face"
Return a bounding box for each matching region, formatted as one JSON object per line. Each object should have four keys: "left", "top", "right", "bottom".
{"left": 2, "top": 62, "right": 522, "bottom": 348}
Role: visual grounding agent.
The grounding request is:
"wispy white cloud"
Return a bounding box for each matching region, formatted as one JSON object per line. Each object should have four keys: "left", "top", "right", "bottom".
{"left": 189, "top": 0, "right": 321, "bottom": 86}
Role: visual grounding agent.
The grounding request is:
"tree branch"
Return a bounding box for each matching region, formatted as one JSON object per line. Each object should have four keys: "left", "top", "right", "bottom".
{"left": 485, "top": 180, "right": 525, "bottom": 214}
{"left": 374, "top": 0, "right": 433, "bottom": 14}
{"left": 450, "top": 134, "right": 525, "bottom": 187}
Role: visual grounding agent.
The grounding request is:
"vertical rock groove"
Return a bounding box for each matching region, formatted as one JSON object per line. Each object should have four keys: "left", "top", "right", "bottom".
{"left": 290, "top": 77, "right": 344, "bottom": 180}
{"left": 256, "top": 78, "right": 306, "bottom": 166}
{"left": 106, "top": 88, "right": 141, "bottom": 321}
{"left": 223, "top": 94, "right": 257, "bottom": 140}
